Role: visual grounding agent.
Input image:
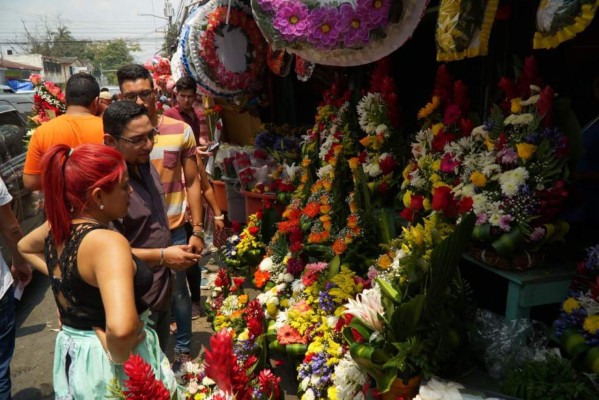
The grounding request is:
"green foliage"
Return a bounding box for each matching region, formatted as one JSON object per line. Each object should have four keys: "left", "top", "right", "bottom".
{"left": 105, "top": 377, "right": 125, "bottom": 399}
{"left": 500, "top": 354, "right": 597, "bottom": 400}
{"left": 88, "top": 39, "right": 141, "bottom": 85}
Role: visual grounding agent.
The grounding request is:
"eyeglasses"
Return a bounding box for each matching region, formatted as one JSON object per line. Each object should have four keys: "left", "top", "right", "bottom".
{"left": 122, "top": 90, "right": 154, "bottom": 102}
{"left": 117, "top": 128, "right": 159, "bottom": 146}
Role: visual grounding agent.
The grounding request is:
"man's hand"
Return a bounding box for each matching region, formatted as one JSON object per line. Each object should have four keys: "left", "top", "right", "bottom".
{"left": 188, "top": 234, "right": 205, "bottom": 255}
{"left": 214, "top": 218, "right": 225, "bottom": 231}
{"left": 11, "top": 264, "right": 32, "bottom": 286}
{"left": 197, "top": 145, "right": 213, "bottom": 158}
{"left": 163, "top": 245, "right": 200, "bottom": 270}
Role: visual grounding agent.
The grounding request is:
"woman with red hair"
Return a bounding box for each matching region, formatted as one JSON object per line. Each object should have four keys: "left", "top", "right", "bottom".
{"left": 18, "top": 144, "right": 179, "bottom": 399}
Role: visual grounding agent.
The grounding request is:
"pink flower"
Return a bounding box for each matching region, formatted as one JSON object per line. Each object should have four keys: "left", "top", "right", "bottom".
{"left": 308, "top": 7, "right": 341, "bottom": 49}
{"left": 499, "top": 214, "right": 514, "bottom": 231}
{"left": 277, "top": 325, "right": 306, "bottom": 345}
{"left": 29, "top": 74, "right": 42, "bottom": 85}
{"left": 440, "top": 153, "right": 460, "bottom": 173}
{"left": 273, "top": 1, "right": 310, "bottom": 41}
{"left": 256, "top": 0, "right": 278, "bottom": 12}
{"left": 337, "top": 3, "right": 370, "bottom": 47}
{"left": 358, "top": 0, "right": 391, "bottom": 29}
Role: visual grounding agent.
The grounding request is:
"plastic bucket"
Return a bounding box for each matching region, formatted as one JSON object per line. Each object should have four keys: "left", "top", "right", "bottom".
{"left": 211, "top": 179, "right": 228, "bottom": 212}
{"left": 222, "top": 177, "right": 246, "bottom": 223}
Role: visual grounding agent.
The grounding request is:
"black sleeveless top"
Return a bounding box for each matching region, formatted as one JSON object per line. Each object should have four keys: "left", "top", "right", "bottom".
{"left": 44, "top": 223, "right": 153, "bottom": 330}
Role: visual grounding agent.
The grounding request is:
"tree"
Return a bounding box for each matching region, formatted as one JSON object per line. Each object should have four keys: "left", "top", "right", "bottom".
{"left": 88, "top": 39, "right": 141, "bottom": 85}
{"left": 22, "top": 20, "right": 86, "bottom": 58}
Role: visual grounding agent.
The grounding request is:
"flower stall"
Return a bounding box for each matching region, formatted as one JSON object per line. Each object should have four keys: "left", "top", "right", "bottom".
{"left": 162, "top": 0, "right": 599, "bottom": 399}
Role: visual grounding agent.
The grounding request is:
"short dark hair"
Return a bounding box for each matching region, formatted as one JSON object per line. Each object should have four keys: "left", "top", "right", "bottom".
{"left": 117, "top": 64, "right": 153, "bottom": 90}
{"left": 175, "top": 76, "right": 197, "bottom": 94}
{"left": 103, "top": 101, "right": 150, "bottom": 137}
{"left": 100, "top": 87, "right": 110, "bottom": 92}
{"left": 65, "top": 72, "right": 100, "bottom": 107}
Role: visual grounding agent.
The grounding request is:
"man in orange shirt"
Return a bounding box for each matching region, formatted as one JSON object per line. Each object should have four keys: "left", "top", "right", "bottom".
{"left": 23, "top": 72, "right": 104, "bottom": 191}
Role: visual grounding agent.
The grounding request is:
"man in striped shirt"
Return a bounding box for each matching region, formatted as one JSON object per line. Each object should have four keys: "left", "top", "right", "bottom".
{"left": 117, "top": 64, "right": 204, "bottom": 371}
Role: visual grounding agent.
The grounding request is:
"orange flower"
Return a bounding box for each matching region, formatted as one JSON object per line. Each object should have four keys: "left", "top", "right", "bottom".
{"left": 320, "top": 204, "right": 332, "bottom": 214}
{"left": 320, "top": 194, "right": 330, "bottom": 205}
{"left": 377, "top": 254, "right": 392, "bottom": 269}
{"left": 359, "top": 136, "right": 371, "bottom": 147}
{"left": 277, "top": 325, "right": 305, "bottom": 345}
{"left": 348, "top": 157, "right": 360, "bottom": 170}
{"left": 302, "top": 158, "right": 311, "bottom": 167}
{"left": 254, "top": 269, "right": 270, "bottom": 288}
{"left": 319, "top": 215, "right": 331, "bottom": 222}
{"left": 332, "top": 238, "right": 347, "bottom": 255}
{"left": 322, "top": 179, "right": 332, "bottom": 191}
{"left": 347, "top": 215, "right": 359, "bottom": 229}
{"left": 238, "top": 294, "right": 248, "bottom": 305}
{"left": 333, "top": 144, "right": 343, "bottom": 155}
{"left": 303, "top": 202, "right": 320, "bottom": 218}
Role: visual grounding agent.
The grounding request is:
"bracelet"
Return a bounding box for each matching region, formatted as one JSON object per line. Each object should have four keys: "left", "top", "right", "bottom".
{"left": 106, "top": 349, "right": 125, "bottom": 366}
{"left": 214, "top": 214, "right": 224, "bottom": 221}
{"left": 159, "top": 248, "right": 165, "bottom": 266}
{"left": 192, "top": 222, "right": 204, "bottom": 227}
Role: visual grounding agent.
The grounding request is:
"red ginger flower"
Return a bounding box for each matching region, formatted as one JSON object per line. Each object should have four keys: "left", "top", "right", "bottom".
{"left": 122, "top": 354, "right": 170, "bottom": 400}
{"left": 258, "top": 369, "right": 281, "bottom": 399}
{"left": 204, "top": 329, "right": 251, "bottom": 399}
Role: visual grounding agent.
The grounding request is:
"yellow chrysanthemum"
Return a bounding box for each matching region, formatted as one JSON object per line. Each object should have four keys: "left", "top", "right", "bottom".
{"left": 510, "top": 98, "right": 522, "bottom": 114}
{"left": 432, "top": 123, "right": 445, "bottom": 136}
{"left": 583, "top": 315, "right": 599, "bottom": 335}
{"left": 423, "top": 198, "right": 431, "bottom": 211}
{"left": 327, "top": 386, "right": 338, "bottom": 400}
{"left": 403, "top": 190, "right": 413, "bottom": 208}
{"left": 484, "top": 138, "right": 494, "bottom": 151}
{"left": 470, "top": 171, "right": 487, "bottom": 187}
{"left": 431, "top": 159, "right": 441, "bottom": 171}
{"left": 378, "top": 254, "right": 393, "bottom": 269}
{"left": 562, "top": 297, "right": 580, "bottom": 314}
{"left": 429, "top": 173, "right": 442, "bottom": 183}
{"left": 516, "top": 143, "right": 537, "bottom": 161}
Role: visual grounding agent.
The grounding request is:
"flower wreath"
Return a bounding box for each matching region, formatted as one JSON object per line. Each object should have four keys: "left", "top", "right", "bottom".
{"left": 199, "top": 6, "right": 266, "bottom": 92}
{"left": 533, "top": 0, "right": 599, "bottom": 49}
{"left": 251, "top": 0, "right": 428, "bottom": 66}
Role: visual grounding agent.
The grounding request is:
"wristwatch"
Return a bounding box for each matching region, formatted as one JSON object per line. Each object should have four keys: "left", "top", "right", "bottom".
{"left": 192, "top": 230, "right": 205, "bottom": 240}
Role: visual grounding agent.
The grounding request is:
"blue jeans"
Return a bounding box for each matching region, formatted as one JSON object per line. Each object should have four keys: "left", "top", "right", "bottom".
{"left": 170, "top": 227, "right": 191, "bottom": 354}
{"left": 0, "top": 286, "right": 15, "bottom": 400}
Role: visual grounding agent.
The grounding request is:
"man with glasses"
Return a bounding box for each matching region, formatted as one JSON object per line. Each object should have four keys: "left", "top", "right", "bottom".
{"left": 23, "top": 72, "right": 104, "bottom": 191}
{"left": 103, "top": 101, "right": 200, "bottom": 352}
{"left": 117, "top": 64, "right": 204, "bottom": 371}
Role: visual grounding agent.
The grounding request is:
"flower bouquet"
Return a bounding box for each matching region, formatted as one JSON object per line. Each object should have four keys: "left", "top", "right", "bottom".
{"left": 178, "top": 329, "right": 282, "bottom": 400}
{"left": 205, "top": 268, "right": 247, "bottom": 325}
{"left": 343, "top": 213, "right": 475, "bottom": 394}
{"left": 554, "top": 244, "right": 599, "bottom": 374}
{"left": 29, "top": 73, "right": 66, "bottom": 128}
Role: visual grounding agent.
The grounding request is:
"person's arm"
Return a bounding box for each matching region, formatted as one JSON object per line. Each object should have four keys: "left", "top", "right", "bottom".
{"left": 0, "top": 199, "right": 31, "bottom": 284}
{"left": 80, "top": 230, "right": 144, "bottom": 363}
{"left": 17, "top": 222, "right": 50, "bottom": 276}
{"left": 23, "top": 174, "right": 42, "bottom": 192}
{"left": 183, "top": 155, "right": 205, "bottom": 254}
{"left": 23, "top": 133, "right": 43, "bottom": 192}
{"left": 196, "top": 155, "right": 225, "bottom": 230}
{"left": 131, "top": 245, "right": 200, "bottom": 270}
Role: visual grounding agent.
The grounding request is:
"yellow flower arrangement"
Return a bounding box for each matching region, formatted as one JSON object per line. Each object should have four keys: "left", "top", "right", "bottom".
{"left": 516, "top": 142, "right": 537, "bottom": 161}
{"left": 583, "top": 315, "right": 599, "bottom": 335}
{"left": 562, "top": 297, "right": 581, "bottom": 314}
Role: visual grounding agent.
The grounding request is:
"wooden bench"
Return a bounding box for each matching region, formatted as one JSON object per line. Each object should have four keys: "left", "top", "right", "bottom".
{"left": 462, "top": 254, "right": 576, "bottom": 320}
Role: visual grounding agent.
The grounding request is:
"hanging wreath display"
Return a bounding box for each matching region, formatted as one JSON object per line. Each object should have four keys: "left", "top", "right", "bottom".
{"left": 174, "top": 0, "right": 266, "bottom": 98}
{"left": 251, "top": 0, "right": 428, "bottom": 67}
{"left": 533, "top": 0, "right": 599, "bottom": 49}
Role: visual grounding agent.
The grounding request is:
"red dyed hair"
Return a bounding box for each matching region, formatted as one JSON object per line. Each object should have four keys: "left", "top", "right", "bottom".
{"left": 41, "top": 143, "right": 126, "bottom": 246}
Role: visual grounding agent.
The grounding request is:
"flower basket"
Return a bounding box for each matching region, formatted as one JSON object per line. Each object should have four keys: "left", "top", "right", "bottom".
{"left": 251, "top": 0, "right": 428, "bottom": 66}
{"left": 467, "top": 245, "right": 545, "bottom": 271}
{"left": 211, "top": 179, "right": 228, "bottom": 212}
{"left": 380, "top": 374, "right": 422, "bottom": 400}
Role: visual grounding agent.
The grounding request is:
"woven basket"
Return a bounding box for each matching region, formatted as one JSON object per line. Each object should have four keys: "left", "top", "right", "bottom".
{"left": 467, "top": 245, "right": 545, "bottom": 271}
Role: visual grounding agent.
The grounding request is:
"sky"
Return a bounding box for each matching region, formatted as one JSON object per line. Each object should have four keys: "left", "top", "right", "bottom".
{"left": 0, "top": 0, "right": 183, "bottom": 63}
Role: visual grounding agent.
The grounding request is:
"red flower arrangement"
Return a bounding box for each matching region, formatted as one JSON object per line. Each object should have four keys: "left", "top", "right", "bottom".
{"left": 29, "top": 73, "right": 66, "bottom": 127}
{"left": 121, "top": 354, "right": 171, "bottom": 400}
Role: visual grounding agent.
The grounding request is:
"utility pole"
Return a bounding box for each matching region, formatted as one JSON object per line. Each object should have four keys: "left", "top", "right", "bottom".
{"left": 164, "top": 0, "right": 174, "bottom": 28}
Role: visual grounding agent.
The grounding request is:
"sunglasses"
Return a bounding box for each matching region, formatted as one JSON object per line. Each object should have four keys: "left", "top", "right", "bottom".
{"left": 117, "top": 128, "right": 159, "bottom": 146}
{"left": 122, "top": 90, "right": 154, "bottom": 102}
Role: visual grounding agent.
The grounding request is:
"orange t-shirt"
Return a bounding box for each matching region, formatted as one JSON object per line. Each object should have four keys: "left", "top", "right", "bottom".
{"left": 24, "top": 114, "right": 104, "bottom": 174}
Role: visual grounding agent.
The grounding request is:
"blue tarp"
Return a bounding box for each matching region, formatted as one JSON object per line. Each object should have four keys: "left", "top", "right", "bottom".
{"left": 6, "top": 79, "right": 34, "bottom": 92}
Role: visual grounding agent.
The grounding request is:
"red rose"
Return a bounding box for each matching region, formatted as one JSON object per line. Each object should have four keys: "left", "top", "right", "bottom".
{"left": 400, "top": 207, "right": 415, "bottom": 223}
{"left": 379, "top": 155, "right": 397, "bottom": 175}
{"left": 458, "top": 196, "right": 473, "bottom": 213}
{"left": 410, "top": 195, "right": 424, "bottom": 211}
{"left": 249, "top": 226, "right": 260, "bottom": 236}
{"left": 432, "top": 186, "right": 458, "bottom": 217}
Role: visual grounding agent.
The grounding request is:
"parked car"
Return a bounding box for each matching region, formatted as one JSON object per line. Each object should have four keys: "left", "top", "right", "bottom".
{"left": 0, "top": 103, "right": 44, "bottom": 260}
{"left": 0, "top": 93, "right": 34, "bottom": 121}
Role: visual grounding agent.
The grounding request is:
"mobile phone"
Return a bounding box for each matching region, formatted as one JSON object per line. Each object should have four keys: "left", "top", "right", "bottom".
{"left": 207, "top": 142, "right": 220, "bottom": 153}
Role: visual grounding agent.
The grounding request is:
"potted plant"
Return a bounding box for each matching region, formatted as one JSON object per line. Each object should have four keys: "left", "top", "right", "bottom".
{"left": 343, "top": 213, "right": 475, "bottom": 398}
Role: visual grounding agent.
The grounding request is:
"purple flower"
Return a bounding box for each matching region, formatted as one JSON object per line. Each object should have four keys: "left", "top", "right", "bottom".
{"left": 286, "top": 257, "right": 304, "bottom": 276}
{"left": 476, "top": 213, "right": 489, "bottom": 224}
{"left": 357, "top": 0, "right": 391, "bottom": 30}
{"left": 337, "top": 3, "right": 371, "bottom": 47}
{"left": 273, "top": 0, "right": 310, "bottom": 41}
{"left": 256, "top": 0, "right": 278, "bottom": 12}
{"left": 498, "top": 147, "right": 519, "bottom": 164}
{"left": 308, "top": 7, "right": 341, "bottom": 49}
{"left": 498, "top": 214, "right": 514, "bottom": 231}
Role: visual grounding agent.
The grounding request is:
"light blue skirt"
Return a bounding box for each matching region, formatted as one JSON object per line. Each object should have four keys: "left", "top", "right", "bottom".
{"left": 53, "top": 312, "right": 181, "bottom": 399}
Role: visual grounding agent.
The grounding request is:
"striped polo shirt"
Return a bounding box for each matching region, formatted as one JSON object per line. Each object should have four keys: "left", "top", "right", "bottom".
{"left": 150, "top": 116, "right": 197, "bottom": 230}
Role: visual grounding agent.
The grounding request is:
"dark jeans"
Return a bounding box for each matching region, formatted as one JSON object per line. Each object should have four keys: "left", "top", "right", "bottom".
{"left": 186, "top": 265, "right": 201, "bottom": 303}
{"left": 0, "top": 286, "right": 15, "bottom": 400}
{"left": 148, "top": 308, "right": 170, "bottom": 354}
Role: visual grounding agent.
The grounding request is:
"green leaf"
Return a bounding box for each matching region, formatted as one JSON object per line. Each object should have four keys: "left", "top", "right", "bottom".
{"left": 376, "top": 277, "right": 402, "bottom": 304}
{"left": 328, "top": 255, "right": 340, "bottom": 279}
{"left": 392, "top": 295, "right": 425, "bottom": 340}
{"left": 425, "top": 213, "right": 475, "bottom": 317}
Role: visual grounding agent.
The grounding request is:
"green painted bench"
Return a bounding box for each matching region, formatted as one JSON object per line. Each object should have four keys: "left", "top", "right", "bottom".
{"left": 462, "top": 254, "right": 576, "bottom": 320}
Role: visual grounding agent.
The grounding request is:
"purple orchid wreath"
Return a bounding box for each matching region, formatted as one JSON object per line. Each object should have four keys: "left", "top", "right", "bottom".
{"left": 253, "top": 0, "right": 393, "bottom": 49}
